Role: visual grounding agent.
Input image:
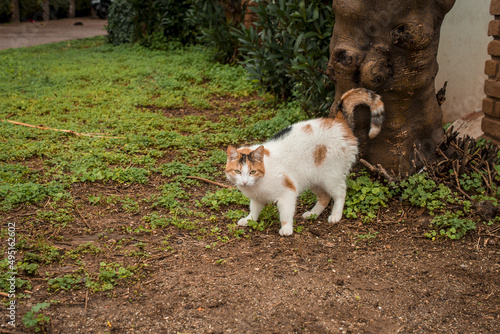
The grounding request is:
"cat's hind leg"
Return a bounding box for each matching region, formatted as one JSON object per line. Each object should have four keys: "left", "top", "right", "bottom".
{"left": 302, "top": 186, "right": 331, "bottom": 219}
{"left": 323, "top": 180, "right": 347, "bottom": 224}
{"left": 238, "top": 199, "right": 265, "bottom": 226}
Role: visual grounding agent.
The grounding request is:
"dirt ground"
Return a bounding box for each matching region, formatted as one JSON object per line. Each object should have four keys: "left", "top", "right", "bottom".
{"left": 0, "top": 17, "right": 107, "bottom": 51}
{"left": 2, "top": 180, "right": 500, "bottom": 334}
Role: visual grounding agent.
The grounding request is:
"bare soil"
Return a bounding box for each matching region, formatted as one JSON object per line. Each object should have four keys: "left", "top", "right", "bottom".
{"left": 2, "top": 95, "right": 499, "bottom": 334}
{"left": 0, "top": 17, "right": 107, "bottom": 51}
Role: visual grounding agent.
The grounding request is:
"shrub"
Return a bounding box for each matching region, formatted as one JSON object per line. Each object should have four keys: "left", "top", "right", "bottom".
{"left": 107, "top": 0, "right": 197, "bottom": 48}
{"left": 236, "top": 0, "right": 335, "bottom": 116}
{"left": 107, "top": 0, "right": 135, "bottom": 45}
{"left": 0, "top": 0, "right": 11, "bottom": 22}
{"left": 19, "top": 0, "right": 42, "bottom": 21}
{"left": 187, "top": 0, "right": 245, "bottom": 63}
{"left": 49, "top": 0, "right": 92, "bottom": 19}
{"left": 159, "top": 0, "right": 198, "bottom": 46}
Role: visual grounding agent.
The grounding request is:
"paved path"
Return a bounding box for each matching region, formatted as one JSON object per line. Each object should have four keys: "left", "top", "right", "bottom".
{"left": 0, "top": 17, "right": 107, "bottom": 50}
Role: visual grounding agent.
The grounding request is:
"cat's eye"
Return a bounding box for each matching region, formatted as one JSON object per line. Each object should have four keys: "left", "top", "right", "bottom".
{"left": 250, "top": 170, "right": 257, "bottom": 175}
{"left": 235, "top": 170, "right": 241, "bottom": 174}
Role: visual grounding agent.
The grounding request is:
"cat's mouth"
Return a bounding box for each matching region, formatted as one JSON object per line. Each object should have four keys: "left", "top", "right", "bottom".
{"left": 238, "top": 180, "right": 255, "bottom": 187}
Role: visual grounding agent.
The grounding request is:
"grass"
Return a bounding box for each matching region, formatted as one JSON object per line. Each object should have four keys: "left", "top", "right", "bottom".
{"left": 0, "top": 36, "right": 499, "bottom": 332}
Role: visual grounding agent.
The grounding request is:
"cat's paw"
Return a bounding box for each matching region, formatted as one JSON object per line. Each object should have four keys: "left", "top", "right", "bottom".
{"left": 328, "top": 213, "right": 342, "bottom": 224}
{"left": 279, "top": 224, "right": 293, "bottom": 236}
{"left": 302, "top": 211, "right": 317, "bottom": 219}
{"left": 237, "top": 218, "right": 249, "bottom": 226}
{"left": 302, "top": 211, "right": 313, "bottom": 219}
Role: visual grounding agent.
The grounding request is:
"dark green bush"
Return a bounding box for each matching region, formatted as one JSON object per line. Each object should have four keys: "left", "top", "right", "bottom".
{"left": 107, "top": 0, "right": 197, "bottom": 48}
{"left": 19, "top": 0, "right": 42, "bottom": 21}
{"left": 236, "top": 0, "right": 335, "bottom": 116}
{"left": 187, "top": 0, "right": 245, "bottom": 63}
{"left": 50, "top": 0, "right": 92, "bottom": 18}
{"left": 107, "top": 0, "right": 242, "bottom": 59}
{"left": 159, "top": 0, "right": 197, "bottom": 46}
{"left": 0, "top": 0, "right": 11, "bottom": 22}
{"left": 107, "top": 0, "right": 135, "bottom": 45}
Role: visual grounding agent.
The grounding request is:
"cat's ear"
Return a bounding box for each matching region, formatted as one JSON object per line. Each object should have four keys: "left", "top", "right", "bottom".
{"left": 227, "top": 146, "right": 239, "bottom": 161}
{"left": 251, "top": 146, "right": 265, "bottom": 162}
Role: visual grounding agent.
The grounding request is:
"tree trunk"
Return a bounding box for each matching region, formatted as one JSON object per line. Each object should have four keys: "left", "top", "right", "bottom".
{"left": 42, "top": 0, "right": 50, "bottom": 22}
{"left": 10, "top": 0, "right": 19, "bottom": 23}
{"left": 327, "top": 0, "right": 456, "bottom": 176}
{"left": 69, "top": 0, "right": 76, "bottom": 18}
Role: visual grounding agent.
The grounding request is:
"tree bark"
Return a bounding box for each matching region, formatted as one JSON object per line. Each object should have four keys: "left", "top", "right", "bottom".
{"left": 328, "top": 0, "right": 456, "bottom": 176}
{"left": 42, "top": 0, "right": 50, "bottom": 22}
{"left": 10, "top": 0, "right": 19, "bottom": 23}
{"left": 69, "top": 0, "right": 76, "bottom": 18}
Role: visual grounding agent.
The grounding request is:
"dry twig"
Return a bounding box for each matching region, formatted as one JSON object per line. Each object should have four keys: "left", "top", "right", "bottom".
{"left": 359, "top": 159, "right": 395, "bottom": 183}
{"left": 186, "top": 176, "right": 232, "bottom": 189}
{"left": 81, "top": 289, "right": 89, "bottom": 333}
{"left": 1, "top": 119, "right": 125, "bottom": 139}
{"left": 75, "top": 206, "right": 92, "bottom": 230}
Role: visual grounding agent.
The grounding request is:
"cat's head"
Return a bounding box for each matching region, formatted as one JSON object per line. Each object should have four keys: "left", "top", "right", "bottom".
{"left": 225, "top": 145, "right": 265, "bottom": 187}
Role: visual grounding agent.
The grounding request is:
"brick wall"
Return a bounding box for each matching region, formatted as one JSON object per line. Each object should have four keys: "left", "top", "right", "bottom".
{"left": 483, "top": 0, "right": 500, "bottom": 144}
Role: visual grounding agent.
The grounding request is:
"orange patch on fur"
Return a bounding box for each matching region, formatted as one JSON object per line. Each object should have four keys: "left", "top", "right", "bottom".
{"left": 282, "top": 174, "right": 296, "bottom": 192}
{"left": 374, "top": 99, "right": 384, "bottom": 112}
{"left": 225, "top": 161, "right": 238, "bottom": 174}
{"left": 313, "top": 145, "right": 328, "bottom": 166}
{"left": 264, "top": 148, "right": 271, "bottom": 156}
{"left": 302, "top": 124, "right": 313, "bottom": 134}
{"left": 313, "top": 187, "right": 331, "bottom": 206}
{"left": 342, "top": 125, "right": 357, "bottom": 145}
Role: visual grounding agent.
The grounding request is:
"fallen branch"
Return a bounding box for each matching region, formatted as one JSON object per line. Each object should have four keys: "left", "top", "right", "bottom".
{"left": 81, "top": 289, "right": 89, "bottom": 334}
{"left": 186, "top": 176, "right": 232, "bottom": 189}
{"left": 452, "top": 161, "right": 474, "bottom": 202}
{"left": 1, "top": 119, "right": 125, "bottom": 139}
{"left": 359, "top": 159, "right": 395, "bottom": 183}
{"left": 75, "top": 206, "right": 92, "bottom": 230}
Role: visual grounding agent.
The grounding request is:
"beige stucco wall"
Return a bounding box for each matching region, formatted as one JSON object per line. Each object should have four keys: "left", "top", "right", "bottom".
{"left": 436, "top": 0, "right": 491, "bottom": 123}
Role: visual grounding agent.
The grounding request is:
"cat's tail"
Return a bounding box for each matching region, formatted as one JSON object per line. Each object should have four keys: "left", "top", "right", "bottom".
{"left": 337, "top": 88, "right": 384, "bottom": 139}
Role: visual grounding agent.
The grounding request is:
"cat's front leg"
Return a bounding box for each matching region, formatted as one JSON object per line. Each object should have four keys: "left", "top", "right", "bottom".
{"left": 276, "top": 193, "right": 297, "bottom": 236}
{"left": 238, "top": 199, "right": 265, "bottom": 226}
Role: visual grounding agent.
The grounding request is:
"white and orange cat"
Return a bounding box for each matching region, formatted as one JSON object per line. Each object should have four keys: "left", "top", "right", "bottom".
{"left": 225, "top": 88, "right": 384, "bottom": 236}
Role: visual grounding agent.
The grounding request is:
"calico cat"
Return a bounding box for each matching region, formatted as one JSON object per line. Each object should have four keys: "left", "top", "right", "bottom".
{"left": 225, "top": 88, "right": 384, "bottom": 236}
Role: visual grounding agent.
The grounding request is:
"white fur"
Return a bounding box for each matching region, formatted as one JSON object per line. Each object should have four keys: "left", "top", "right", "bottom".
{"left": 226, "top": 118, "right": 358, "bottom": 236}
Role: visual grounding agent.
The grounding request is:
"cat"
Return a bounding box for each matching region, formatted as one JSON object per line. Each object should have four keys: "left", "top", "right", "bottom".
{"left": 225, "top": 88, "right": 384, "bottom": 236}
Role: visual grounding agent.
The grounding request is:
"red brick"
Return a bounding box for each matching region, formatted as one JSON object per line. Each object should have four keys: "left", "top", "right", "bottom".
{"left": 494, "top": 102, "right": 500, "bottom": 119}
{"left": 492, "top": 0, "right": 500, "bottom": 15}
{"left": 483, "top": 97, "right": 500, "bottom": 118}
{"left": 485, "top": 60, "right": 499, "bottom": 77}
{"left": 483, "top": 97, "right": 495, "bottom": 116}
{"left": 484, "top": 79, "right": 500, "bottom": 99}
{"left": 488, "top": 40, "right": 500, "bottom": 57}
{"left": 481, "top": 115, "right": 500, "bottom": 142}
{"left": 489, "top": 20, "right": 500, "bottom": 36}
